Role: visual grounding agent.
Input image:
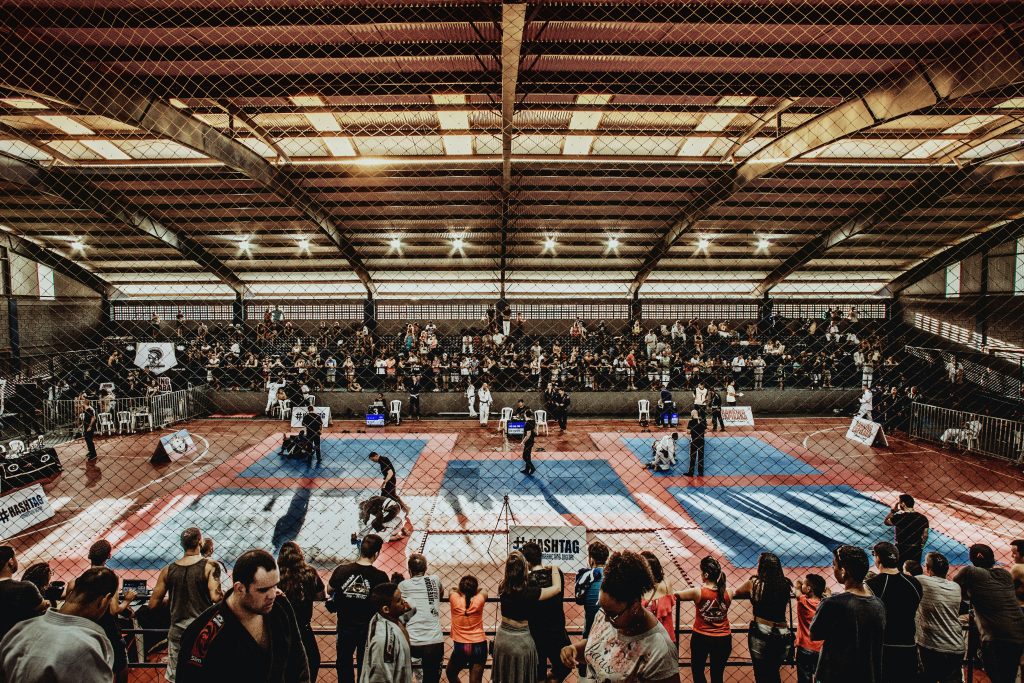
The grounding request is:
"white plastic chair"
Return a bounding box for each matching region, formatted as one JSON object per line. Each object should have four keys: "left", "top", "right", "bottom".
{"left": 638, "top": 399, "right": 651, "bottom": 423}
{"left": 276, "top": 399, "right": 292, "bottom": 420}
{"left": 961, "top": 420, "right": 982, "bottom": 450}
{"left": 390, "top": 399, "right": 402, "bottom": 426}
{"left": 498, "top": 406, "right": 514, "bottom": 433}
{"left": 133, "top": 411, "right": 154, "bottom": 432}
{"left": 534, "top": 409, "right": 549, "bottom": 436}
{"left": 117, "top": 411, "right": 133, "bottom": 434}
{"left": 98, "top": 413, "right": 115, "bottom": 436}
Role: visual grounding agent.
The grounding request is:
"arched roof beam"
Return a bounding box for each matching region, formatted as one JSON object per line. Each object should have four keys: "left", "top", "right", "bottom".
{"left": 630, "top": 27, "right": 1024, "bottom": 296}
{"left": 0, "top": 34, "right": 375, "bottom": 295}
{"left": 0, "top": 152, "right": 249, "bottom": 296}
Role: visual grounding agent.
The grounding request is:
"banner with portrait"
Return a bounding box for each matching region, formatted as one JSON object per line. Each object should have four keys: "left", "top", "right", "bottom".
{"left": 134, "top": 343, "right": 177, "bottom": 375}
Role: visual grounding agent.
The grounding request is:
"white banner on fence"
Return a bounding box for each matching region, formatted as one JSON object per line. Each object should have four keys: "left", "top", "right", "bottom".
{"left": 508, "top": 525, "right": 587, "bottom": 568}
{"left": 0, "top": 484, "right": 55, "bottom": 539}
{"left": 721, "top": 405, "right": 754, "bottom": 427}
{"left": 134, "top": 343, "right": 177, "bottom": 375}
{"left": 845, "top": 417, "right": 888, "bottom": 447}
{"left": 290, "top": 407, "right": 332, "bottom": 428}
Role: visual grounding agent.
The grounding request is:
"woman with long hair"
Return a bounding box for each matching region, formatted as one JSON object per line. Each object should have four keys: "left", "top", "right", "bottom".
{"left": 492, "top": 551, "right": 562, "bottom": 683}
{"left": 559, "top": 550, "right": 680, "bottom": 683}
{"left": 447, "top": 575, "right": 488, "bottom": 683}
{"left": 641, "top": 551, "right": 678, "bottom": 643}
{"left": 733, "top": 552, "right": 794, "bottom": 683}
{"left": 277, "top": 541, "right": 326, "bottom": 681}
{"left": 677, "top": 556, "right": 732, "bottom": 683}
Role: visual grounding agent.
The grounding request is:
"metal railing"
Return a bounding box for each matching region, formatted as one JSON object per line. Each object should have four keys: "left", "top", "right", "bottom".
{"left": 42, "top": 385, "right": 213, "bottom": 435}
{"left": 909, "top": 402, "right": 1024, "bottom": 464}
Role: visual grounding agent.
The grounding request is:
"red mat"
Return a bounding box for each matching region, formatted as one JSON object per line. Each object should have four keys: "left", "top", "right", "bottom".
{"left": 209, "top": 413, "right": 259, "bottom": 418}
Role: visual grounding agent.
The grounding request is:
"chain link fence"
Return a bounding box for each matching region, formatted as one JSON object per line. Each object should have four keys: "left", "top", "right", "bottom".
{"left": 0, "top": 1, "right": 1023, "bottom": 682}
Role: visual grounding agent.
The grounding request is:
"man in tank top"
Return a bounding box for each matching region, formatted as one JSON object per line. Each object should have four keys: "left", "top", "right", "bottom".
{"left": 148, "top": 527, "right": 224, "bottom": 682}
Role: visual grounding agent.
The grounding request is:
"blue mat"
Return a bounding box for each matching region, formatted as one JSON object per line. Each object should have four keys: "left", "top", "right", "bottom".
{"left": 441, "top": 459, "right": 642, "bottom": 516}
{"left": 108, "top": 487, "right": 375, "bottom": 570}
{"left": 625, "top": 436, "right": 820, "bottom": 476}
{"left": 239, "top": 437, "right": 428, "bottom": 479}
{"left": 668, "top": 484, "right": 969, "bottom": 569}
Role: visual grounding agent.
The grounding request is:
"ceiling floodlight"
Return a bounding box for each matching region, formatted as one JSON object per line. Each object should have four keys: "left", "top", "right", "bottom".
{"left": 543, "top": 236, "right": 557, "bottom": 253}
{"left": 607, "top": 236, "right": 620, "bottom": 250}
{"left": 297, "top": 237, "right": 310, "bottom": 252}
{"left": 757, "top": 236, "right": 771, "bottom": 253}
{"left": 697, "top": 237, "right": 710, "bottom": 253}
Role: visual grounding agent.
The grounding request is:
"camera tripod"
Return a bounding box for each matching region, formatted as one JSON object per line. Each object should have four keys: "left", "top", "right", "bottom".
{"left": 487, "top": 494, "right": 517, "bottom": 554}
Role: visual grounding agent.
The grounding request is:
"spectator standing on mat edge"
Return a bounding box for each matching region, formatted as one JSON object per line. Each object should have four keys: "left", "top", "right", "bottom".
{"left": 360, "top": 583, "right": 413, "bottom": 683}
{"left": 709, "top": 388, "right": 725, "bottom": 432}
{"left": 175, "top": 549, "right": 310, "bottom": 683}
{"left": 148, "top": 526, "right": 224, "bottom": 683}
{"left": 477, "top": 382, "right": 492, "bottom": 427}
{"left": 0, "top": 544, "right": 48, "bottom": 642}
{"left": 278, "top": 541, "right": 327, "bottom": 682}
{"left": 866, "top": 541, "right": 923, "bottom": 683}
{"left": 809, "top": 544, "right": 886, "bottom": 683}
{"left": 521, "top": 540, "right": 571, "bottom": 682}
{"left": 447, "top": 574, "right": 487, "bottom": 683}
{"left": 793, "top": 574, "right": 826, "bottom": 683}
{"left": 399, "top": 554, "right": 445, "bottom": 683}
{"left": 560, "top": 550, "right": 679, "bottom": 683}
{"left": 884, "top": 493, "right": 930, "bottom": 567}
{"left": 0, "top": 566, "right": 118, "bottom": 683}
{"left": 409, "top": 374, "right": 423, "bottom": 420}
{"left": 329, "top": 534, "right": 390, "bottom": 683}
{"left": 552, "top": 386, "right": 571, "bottom": 433}
{"left": 953, "top": 543, "right": 1024, "bottom": 683}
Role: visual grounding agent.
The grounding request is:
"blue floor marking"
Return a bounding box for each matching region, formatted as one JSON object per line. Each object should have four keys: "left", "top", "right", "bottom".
{"left": 625, "top": 435, "right": 820, "bottom": 476}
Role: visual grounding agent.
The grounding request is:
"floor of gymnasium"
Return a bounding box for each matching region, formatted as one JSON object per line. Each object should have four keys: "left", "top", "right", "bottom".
{"left": 9, "top": 414, "right": 1023, "bottom": 682}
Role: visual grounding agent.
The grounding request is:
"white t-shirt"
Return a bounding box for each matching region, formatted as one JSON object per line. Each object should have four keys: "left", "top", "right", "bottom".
{"left": 584, "top": 611, "right": 678, "bottom": 683}
{"left": 398, "top": 575, "right": 444, "bottom": 646}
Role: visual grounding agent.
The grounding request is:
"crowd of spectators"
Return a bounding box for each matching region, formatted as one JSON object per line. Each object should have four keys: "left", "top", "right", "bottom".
{"left": 58, "top": 304, "right": 893, "bottom": 400}
{"left": 2, "top": 518, "right": 1023, "bottom": 683}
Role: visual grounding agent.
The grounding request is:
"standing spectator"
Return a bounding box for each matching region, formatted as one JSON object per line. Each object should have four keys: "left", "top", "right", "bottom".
{"left": 361, "top": 583, "right": 412, "bottom": 683}
{"left": 465, "top": 380, "right": 477, "bottom": 417}
{"left": 447, "top": 575, "right": 487, "bottom": 683}
{"left": 81, "top": 395, "right": 98, "bottom": 461}
{"left": 809, "top": 545, "right": 886, "bottom": 683}
{"left": 66, "top": 540, "right": 135, "bottom": 683}
{"left": 685, "top": 409, "right": 706, "bottom": 477}
{"left": 329, "top": 534, "right": 390, "bottom": 683}
{"left": 693, "top": 381, "right": 709, "bottom": 422}
{"left": 521, "top": 541, "right": 570, "bottom": 682}
{"left": 399, "top": 554, "right": 444, "bottom": 683}
{"left": 409, "top": 374, "right": 423, "bottom": 420}
{"left": 521, "top": 409, "right": 537, "bottom": 475}
{"left": 0, "top": 567, "right": 117, "bottom": 683}
{"left": 552, "top": 387, "right": 571, "bottom": 433}
{"left": 916, "top": 552, "right": 965, "bottom": 683}
{"left": 732, "top": 552, "right": 793, "bottom": 683}
{"left": 793, "top": 574, "right": 826, "bottom": 683}
{"left": 279, "top": 541, "right": 327, "bottom": 682}
{"left": 176, "top": 549, "right": 309, "bottom": 682}
{"left": 752, "top": 355, "right": 766, "bottom": 390}
{"left": 640, "top": 551, "right": 678, "bottom": 643}
{"left": 677, "top": 556, "right": 732, "bottom": 683}
{"left": 493, "top": 551, "right": 563, "bottom": 683}
{"left": 478, "top": 382, "right": 493, "bottom": 427}
{"left": 856, "top": 385, "right": 873, "bottom": 420}
{"left": 558, "top": 551, "right": 679, "bottom": 683}
{"left": 867, "top": 542, "right": 923, "bottom": 682}
{"left": 574, "top": 541, "right": 609, "bottom": 659}
{"left": 1011, "top": 539, "right": 1024, "bottom": 606}
{"left": 709, "top": 388, "right": 725, "bottom": 432}
{"left": 148, "top": 527, "right": 223, "bottom": 683}
{"left": 0, "top": 545, "right": 47, "bottom": 641}
{"left": 884, "top": 493, "right": 930, "bottom": 567}
{"left": 953, "top": 544, "right": 1024, "bottom": 683}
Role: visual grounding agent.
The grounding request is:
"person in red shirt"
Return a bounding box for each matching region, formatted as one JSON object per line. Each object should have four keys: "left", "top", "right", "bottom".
{"left": 794, "top": 574, "right": 827, "bottom": 683}
{"left": 677, "top": 557, "right": 732, "bottom": 683}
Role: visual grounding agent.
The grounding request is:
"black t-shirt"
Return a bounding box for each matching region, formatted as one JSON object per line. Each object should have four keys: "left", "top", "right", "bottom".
{"left": 82, "top": 406, "right": 96, "bottom": 433}
{"left": 809, "top": 591, "right": 886, "bottom": 683}
{"left": 866, "top": 572, "right": 922, "bottom": 646}
{"left": 329, "top": 563, "right": 389, "bottom": 634}
{"left": 377, "top": 456, "right": 395, "bottom": 481}
{"left": 302, "top": 411, "right": 322, "bottom": 434}
{"left": 500, "top": 585, "right": 541, "bottom": 622}
{"left": 528, "top": 567, "right": 566, "bottom": 635}
{"left": 0, "top": 579, "right": 44, "bottom": 641}
{"left": 891, "top": 511, "right": 929, "bottom": 552}
{"left": 523, "top": 418, "right": 536, "bottom": 445}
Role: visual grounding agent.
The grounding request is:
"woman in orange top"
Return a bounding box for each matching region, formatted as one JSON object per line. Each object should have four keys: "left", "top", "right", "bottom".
{"left": 641, "top": 551, "right": 678, "bottom": 643}
{"left": 677, "top": 557, "right": 732, "bottom": 683}
{"left": 447, "top": 575, "right": 488, "bottom": 683}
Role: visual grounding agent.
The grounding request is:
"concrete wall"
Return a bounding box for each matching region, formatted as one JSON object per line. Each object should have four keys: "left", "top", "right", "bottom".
{"left": 211, "top": 388, "right": 860, "bottom": 418}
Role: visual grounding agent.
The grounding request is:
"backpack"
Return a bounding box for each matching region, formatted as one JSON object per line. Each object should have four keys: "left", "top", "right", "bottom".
{"left": 574, "top": 567, "right": 603, "bottom": 605}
